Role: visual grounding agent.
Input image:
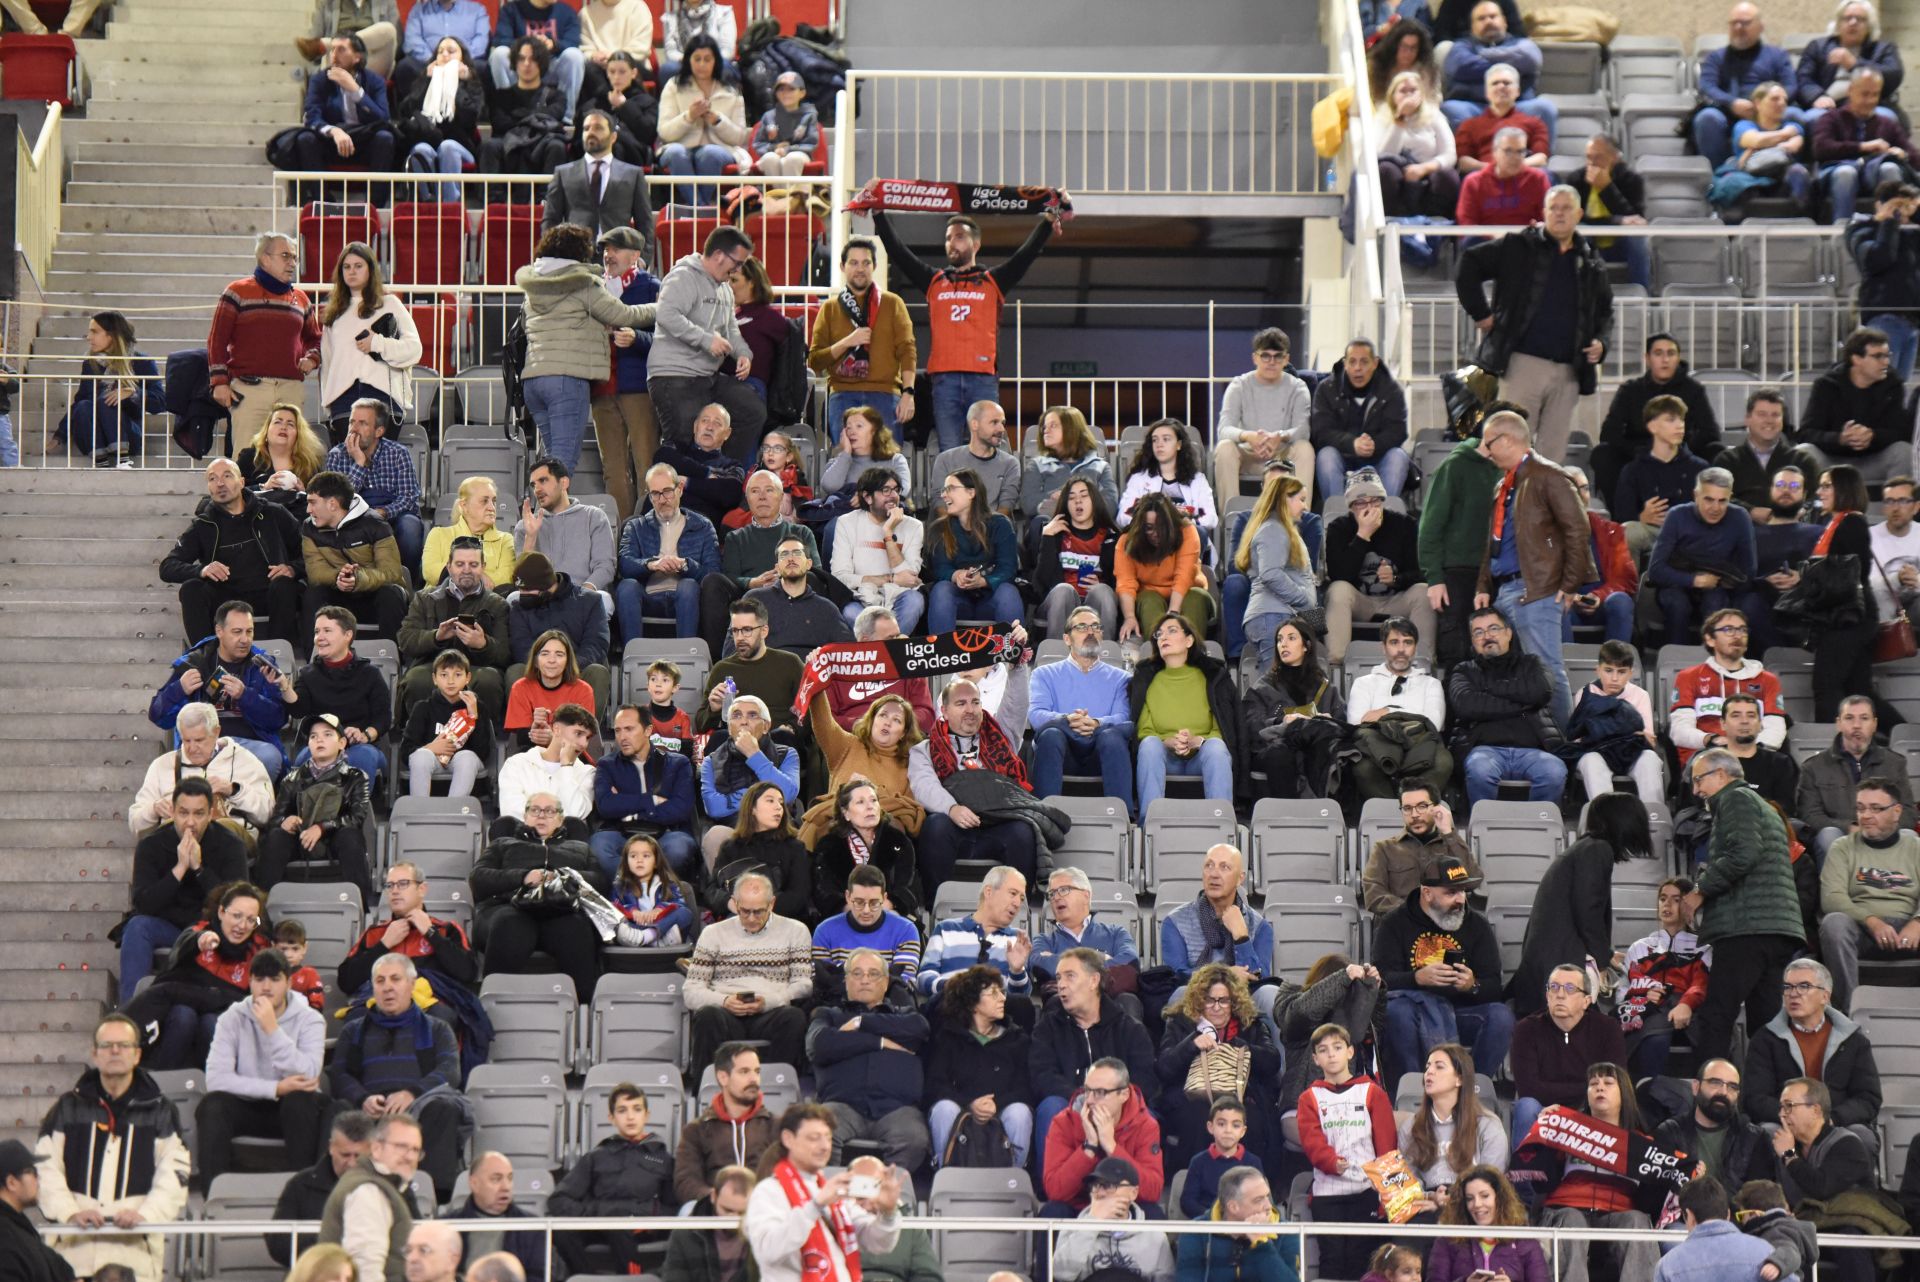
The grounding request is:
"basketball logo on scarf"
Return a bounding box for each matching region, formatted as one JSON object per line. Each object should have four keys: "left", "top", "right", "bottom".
{"left": 791, "top": 624, "right": 1028, "bottom": 718}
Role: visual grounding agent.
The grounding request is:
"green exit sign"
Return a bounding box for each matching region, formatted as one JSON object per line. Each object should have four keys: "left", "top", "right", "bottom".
{"left": 1049, "top": 361, "right": 1098, "bottom": 377}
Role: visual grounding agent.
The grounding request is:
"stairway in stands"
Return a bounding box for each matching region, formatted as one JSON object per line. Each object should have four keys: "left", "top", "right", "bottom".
{"left": 0, "top": 466, "right": 202, "bottom": 1145}
{"left": 18, "top": 0, "right": 308, "bottom": 457}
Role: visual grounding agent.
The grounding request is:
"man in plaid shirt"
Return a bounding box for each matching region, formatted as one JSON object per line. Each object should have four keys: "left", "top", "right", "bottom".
{"left": 324, "top": 398, "right": 424, "bottom": 576}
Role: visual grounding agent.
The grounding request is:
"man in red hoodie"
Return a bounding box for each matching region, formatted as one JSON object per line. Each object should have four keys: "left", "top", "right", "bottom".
{"left": 1042, "top": 1058, "right": 1165, "bottom": 1214}
{"left": 672, "top": 1043, "right": 774, "bottom": 1208}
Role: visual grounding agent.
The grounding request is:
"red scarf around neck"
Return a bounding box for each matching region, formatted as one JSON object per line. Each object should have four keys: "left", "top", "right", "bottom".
{"left": 773, "top": 1157, "right": 862, "bottom": 1282}
{"left": 928, "top": 712, "right": 1030, "bottom": 791}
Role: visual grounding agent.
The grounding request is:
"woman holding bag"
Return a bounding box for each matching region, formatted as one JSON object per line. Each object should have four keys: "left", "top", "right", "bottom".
{"left": 1155, "top": 963, "right": 1281, "bottom": 1170}
{"left": 1242, "top": 618, "right": 1346, "bottom": 799}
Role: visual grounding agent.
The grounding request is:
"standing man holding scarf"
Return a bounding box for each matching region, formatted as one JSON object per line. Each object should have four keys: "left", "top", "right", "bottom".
{"left": 744, "top": 1102, "right": 900, "bottom": 1282}
{"left": 808, "top": 236, "right": 917, "bottom": 442}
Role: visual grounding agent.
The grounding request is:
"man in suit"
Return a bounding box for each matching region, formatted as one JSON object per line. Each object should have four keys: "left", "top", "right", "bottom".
{"left": 543, "top": 110, "right": 655, "bottom": 258}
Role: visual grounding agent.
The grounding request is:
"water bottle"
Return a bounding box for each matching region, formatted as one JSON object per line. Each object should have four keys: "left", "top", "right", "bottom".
{"left": 1325, "top": 160, "right": 1339, "bottom": 191}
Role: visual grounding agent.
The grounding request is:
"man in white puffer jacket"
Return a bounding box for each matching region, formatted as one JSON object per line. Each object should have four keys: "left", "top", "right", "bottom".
{"left": 195, "top": 950, "right": 328, "bottom": 1194}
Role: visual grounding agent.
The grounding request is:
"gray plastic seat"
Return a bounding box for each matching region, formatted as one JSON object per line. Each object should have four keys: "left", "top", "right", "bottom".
{"left": 928, "top": 1166, "right": 1039, "bottom": 1280}
{"left": 467, "top": 1062, "right": 568, "bottom": 1171}
{"left": 480, "top": 973, "right": 579, "bottom": 1066}
{"left": 591, "top": 971, "right": 688, "bottom": 1066}
{"left": 385, "top": 795, "right": 486, "bottom": 882}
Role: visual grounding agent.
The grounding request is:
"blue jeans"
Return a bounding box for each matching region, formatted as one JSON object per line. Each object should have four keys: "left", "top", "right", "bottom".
{"left": 1563, "top": 591, "right": 1636, "bottom": 642}
{"left": 928, "top": 371, "right": 1000, "bottom": 451}
{"left": 1869, "top": 313, "right": 1919, "bottom": 382}
{"left": 1694, "top": 103, "right": 1812, "bottom": 168}
{"left": 0, "top": 412, "right": 16, "bottom": 466}
{"left": 826, "top": 390, "right": 898, "bottom": 445}
{"left": 842, "top": 591, "right": 924, "bottom": 635}
{"left": 1383, "top": 989, "right": 1516, "bottom": 1090}
{"left": 589, "top": 827, "right": 698, "bottom": 879}
{"left": 617, "top": 578, "right": 701, "bottom": 640}
{"left": 1243, "top": 610, "right": 1292, "bottom": 667}
{"left": 1464, "top": 745, "right": 1567, "bottom": 806}
{"left": 295, "top": 743, "right": 386, "bottom": 780}
{"left": 657, "top": 142, "right": 734, "bottom": 209}
{"left": 1600, "top": 236, "right": 1652, "bottom": 290}
{"left": 151, "top": 1004, "right": 222, "bottom": 1071}
{"left": 1510, "top": 1096, "right": 1545, "bottom": 1151}
{"left": 118, "top": 913, "right": 183, "bottom": 1002}
{"left": 230, "top": 735, "right": 285, "bottom": 780}
{"left": 523, "top": 374, "right": 593, "bottom": 470}
{"left": 1495, "top": 578, "right": 1571, "bottom": 730}
{"left": 1315, "top": 444, "right": 1411, "bottom": 501}
{"left": 1223, "top": 574, "right": 1251, "bottom": 658}
{"left": 1821, "top": 157, "right": 1904, "bottom": 222}
{"left": 1136, "top": 735, "right": 1232, "bottom": 811}
{"left": 1656, "top": 585, "right": 1765, "bottom": 649}
{"left": 1033, "top": 723, "right": 1138, "bottom": 816}
{"left": 390, "top": 513, "right": 426, "bottom": 583}
{"left": 1440, "top": 94, "right": 1559, "bottom": 144}
{"left": 926, "top": 580, "right": 1023, "bottom": 633}
{"left": 488, "top": 44, "right": 583, "bottom": 120}
{"left": 932, "top": 1099, "right": 1033, "bottom": 1169}
{"left": 407, "top": 138, "right": 475, "bottom": 201}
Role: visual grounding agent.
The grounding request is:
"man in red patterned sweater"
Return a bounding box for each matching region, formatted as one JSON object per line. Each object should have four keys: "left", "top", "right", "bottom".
{"left": 207, "top": 231, "right": 323, "bottom": 445}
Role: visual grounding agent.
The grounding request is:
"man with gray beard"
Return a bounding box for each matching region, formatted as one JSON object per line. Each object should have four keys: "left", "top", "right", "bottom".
{"left": 1370, "top": 856, "right": 1512, "bottom": 1090}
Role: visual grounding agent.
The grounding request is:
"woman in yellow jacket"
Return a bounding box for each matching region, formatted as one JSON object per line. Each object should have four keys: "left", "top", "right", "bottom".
{"left": 420, "top": 475, "right": 519, "bottom": 588}
{"left": 797, "top": 689, "right": 926, "bottom": 847}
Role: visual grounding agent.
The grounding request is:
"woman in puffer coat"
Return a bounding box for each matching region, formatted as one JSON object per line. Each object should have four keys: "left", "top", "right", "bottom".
{"left": 514, "top": 222, "right": 657, "bottom": 470}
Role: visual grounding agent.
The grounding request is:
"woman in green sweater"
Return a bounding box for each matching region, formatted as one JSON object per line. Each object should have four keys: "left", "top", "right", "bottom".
{"left": 1128, "top": 613, "right": 1240, "bottom": 811}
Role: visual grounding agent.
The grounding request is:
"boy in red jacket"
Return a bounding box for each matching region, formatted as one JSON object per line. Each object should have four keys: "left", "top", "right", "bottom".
{"left": 1297, "top": 1022, "right": 1398, "bottom": 1280}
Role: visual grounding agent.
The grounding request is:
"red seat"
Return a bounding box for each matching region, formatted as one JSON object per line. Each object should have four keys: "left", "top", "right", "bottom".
{"left": 481, "top": 203, "right": 543, "bottom": 285}
{"left": 0, "top": 34, "right": 74, "bottom": 107}
{"left": 725, "top": 126, "right": 831, "bottom": 178}
{"left": 744, "top": 211, "right": 821, "bottom": 289}
{"left": 298, "top": 203, "right": 378, "bottom": 281}
{"left": 656, "top": 210, "right": 727, "bottom": 265}
{"left": 767, "top": 0, "right": 834, "bottom": 27}
{"left": 410, "top": 292, "right": 466, "bottom": 375}
{"left": 389, "top": 201, "right": 466, "bottom": 285}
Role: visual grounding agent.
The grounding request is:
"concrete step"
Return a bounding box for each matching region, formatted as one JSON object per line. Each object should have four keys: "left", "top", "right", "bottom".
{"left": 0, "top": 468, "right": 202, "bottom": 495}
{"left": 0, "top": 512, "right": 197, "bottom": 540}
{"left": 61, "top": 203, "right": 279, "bottom": 235}
{"left": 72, "top": 141, "right": 274, "bottom": 168}
{"left": 6, "top": 535, "right": 176, "bottom": 561}
{"left": 65, "top": 118, "right": 285, "bottom": 149}
{"left": 0, "top": 819, "right": 147, "bottom": 851}
{"left": 0, "top": 999, "right": 108, "bottom": 1035}
{"left": 0, "top": 969, "right": 115, "bottom": 1003}
{"left": 95, "top": 61, "right": 309, "bottom": 89}
{"left": 0, "top": 884, "right": 130, "bottom": 915}
{"left": 45, "top": 274, "right": 231, "bottom": 306}
{"left": 69, "top": 161, "right": 272, "bottom": 188}
{"left": 53, "top": 251, "right": 253, "bottom": 280}
{"left": 0, "top": 492, "right": 198, "bottom": 515}
{"left": 0, "top": 764, "right": 148, "bottom": 795}
{"left": 80, "top": 98, "right": 298, "bottom": 125}
{"left": 81, "top": 77, "right": 304, "bottom": 108}
{"left": 0, "top": 738, "right": 162, "bottom": 766}
{"left": 0, "top": 912, "right": 126, "bottom": 944}
{"left": 0, "top": 939, "right": 119, "bottom": 971}
{"left": 0, "top": 566, "right": 164, "bottom": 593}
{"left": 0, "top": 606, "right": 186, "bottom": 640}
{"left": 0, "top": 790, "right": 149, "bottom": 821}
{"left": 0, "top": 1060, "right": 97, "bottom": 1120}
{"left": 65, "top": 180, "right": 273, "bottom": 209}
{"left": 0, "top": 591, "right": 181, "bottom": 614}
{"left": 0, "top": 688, "right": 158, "bottom": 717}
{"left": 0, "top": 852, "right": 131, "bottom": 886}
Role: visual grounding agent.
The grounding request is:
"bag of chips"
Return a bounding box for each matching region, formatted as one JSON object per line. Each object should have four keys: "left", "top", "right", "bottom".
{"left": 1364, "top": 1150, "right": 1429, "bottom": 1225}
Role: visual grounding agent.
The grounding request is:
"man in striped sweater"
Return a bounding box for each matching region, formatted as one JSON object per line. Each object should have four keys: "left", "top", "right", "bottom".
{"left": 207, "top": 231, "right": 323, "bottom": 445}
{"left": 916, "top": 864, "right": 1033, "bottom": 1006}
{"left": 683, "top": 872, "right": 812, "bottom": 1076}
{"left": 811, "top": 865, "right": 921, "bottom": 1005}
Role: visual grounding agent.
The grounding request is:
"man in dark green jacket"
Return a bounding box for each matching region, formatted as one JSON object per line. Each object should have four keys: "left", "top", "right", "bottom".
{"left": 1415, "top": 435, "right": 1502, "bottom": 667}
{"left": 1683, "top": 748, "right": 1807, "bottom": 1064}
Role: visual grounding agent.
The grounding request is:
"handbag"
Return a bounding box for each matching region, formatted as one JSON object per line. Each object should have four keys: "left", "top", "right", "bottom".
{"left": 1871, "top": 557, "right": 1918, "bottom": 664}
{"left": 1183, "top": 1040, "right": 1253, "bottom": 1101}
{"left": 511, "top": 865, "right": 584, "bottom": 917}
{"left": 1772, "top": 553, "right": 1864, "bottom": 637}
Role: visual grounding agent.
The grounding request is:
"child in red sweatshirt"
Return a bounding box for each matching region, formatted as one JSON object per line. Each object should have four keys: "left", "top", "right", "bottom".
{"left": 274, "top": 919, "right": 326, "bottom": 1012}
{"left": 1297, "top": 1021, "right": 1398, "bottom": 1281}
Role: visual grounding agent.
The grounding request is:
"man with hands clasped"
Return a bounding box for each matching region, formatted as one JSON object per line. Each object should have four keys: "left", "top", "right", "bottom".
{"left": 196, "top": 950, "right": 329, "bottom": 1193}
{"left": 120, "top": 780, "right": 251, "bottom": 1003}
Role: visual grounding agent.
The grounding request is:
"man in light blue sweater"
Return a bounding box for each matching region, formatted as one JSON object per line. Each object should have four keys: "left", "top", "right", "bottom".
{"left": 195, "top": 950, "right": 328, "bottom": 1193}
{"left": 1029, "top": 605, "right": 1136, "bottom": 815}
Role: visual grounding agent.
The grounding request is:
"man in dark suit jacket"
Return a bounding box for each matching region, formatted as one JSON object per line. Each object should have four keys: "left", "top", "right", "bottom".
{"left": 1557, "top": 134, "right": 1648, "bottom": 289}
{"left": 542, "top": 109, "right": 655, "bottom": 257}
{"left": 294, "top": 34, "right": 398, "bottom": 175}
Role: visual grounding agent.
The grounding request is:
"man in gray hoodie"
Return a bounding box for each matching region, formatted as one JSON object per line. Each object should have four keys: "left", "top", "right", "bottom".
{"left": 514, "top": 456, "right": 616, "bottom": 616}
{"left": 194, "top": 950, "right": 328, "bottom": 1192}
{"left": 648, "top": 226, "right": 766, "bottom": 462}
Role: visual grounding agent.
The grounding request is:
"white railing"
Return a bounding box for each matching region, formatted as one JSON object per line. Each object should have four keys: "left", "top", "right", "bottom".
{"left": 837, "top": 70, "right": 1344, "bottom": 199}
{"left": 16, "top": 103, "right": 63, "bottom": 293}
{"left": 37, "top": 1208, "right": 1920, "bottom": 1281}
{"left": 1320, "top": 0, "right": 1388, "bottom": 365}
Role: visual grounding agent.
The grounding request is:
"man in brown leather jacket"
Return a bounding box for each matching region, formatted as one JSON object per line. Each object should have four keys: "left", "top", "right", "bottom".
{"left": 1473, "top": 409, "right": 1594, "bottom": 731}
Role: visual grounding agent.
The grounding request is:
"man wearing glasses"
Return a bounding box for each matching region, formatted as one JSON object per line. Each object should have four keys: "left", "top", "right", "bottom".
{"left": 1772, "top": 1077, "right": 1880, "bottom": 1224}
{"left": 648, "top": 226, "right": 767, "bottom": 459}
{"left": 1681, "top": 748, "right": 1806, "bottom": 1062}
{"left": 33, "top": 1014, "right": 189, "bottom": 1282}
{"left": 1668, "top": 607, "right": 1788, "bottom": 768}
{"left": 1029, "top": 607, "right": 1136, "bottom": 816}
{"left": 698, "top": 470, "right": 821, "bottom": 659}
{"left": 1652, "top": 1060, "right": 1779, "bottom": 1191}
{"left": 615, "top": 463, "right": 720, "bottom": 642}
{"left": 338, "top": 860, "right": 480, "bottom": 1000}
{"left": 830, "top": 467, "right": 925, "bottom": 636}
{"left": 1869, "top": 474, "right": 1920, "bottom": 622}
{"left": 1795, "top": 694, "right": 1914, "bottom": 860}
{"left": 1509, "top": 964, "right": 1626, "bottom": 1148}
{"left": 695, "top": 597, "right": 805, "bottom": 749}
{"left": 1360, "top": 781, "right": 1477, "bottom": 915}
{"left": 1817, "top": 776, "right": 1920, "bottom": 1012}
{"left": 1800, "top": 326, "right": 1908, "bottom": 485}
{"left": 1744, "top": 959, "right": 1885, "bottom": 1143}
{"left": 750, "top": 534, "right": 854, "bottom": 655}
{"left": 1448, "top": 606, "right": 1567, "bottom": 807}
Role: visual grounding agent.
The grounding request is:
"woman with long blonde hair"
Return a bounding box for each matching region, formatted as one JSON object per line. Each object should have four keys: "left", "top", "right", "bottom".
{"left": 237, "top": 402, "right": 327, "bottom": 496}
{"left": 286, "top": 1242, "right": 359, "bottom": 1282}
{"left": 1234, "top": 470, "right": 1315, "bottom": 658}
{"left": 1374, "top": 69, "right": 1460, "bottom": 217}
{"left": 61, "top": 310, "right": 161, "bottom": 464}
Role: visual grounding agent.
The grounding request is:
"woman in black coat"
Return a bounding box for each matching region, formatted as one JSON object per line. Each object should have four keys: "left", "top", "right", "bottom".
{"left": 1509, "top": 792, "right": 1651, "bottom": 1017}
{"left": 707, "top": 781, "right": 812, "bottom": 923}
{"left": 397, "top": 35, "right": 487, "bottom": 197}
{"left": 571, "top": 50, "right": 658, "bottom": 163}
{"left": 925, "top": 964, "right": 1037, "bottom": 1169}
{"left": 1241, "top": 619, "right": 1347, "bottom": 799}
{"left": 1156, "top": 962, "right": 1282, "bottom": 1169}
{"left": 1789, "top": 464, "right": 1878, "bottom": 721}
{"left": 812, "top": 777, "right": 920, "bottom": 919}
{"left": 470, "top": 806, "right": 609, "bottom": 1001}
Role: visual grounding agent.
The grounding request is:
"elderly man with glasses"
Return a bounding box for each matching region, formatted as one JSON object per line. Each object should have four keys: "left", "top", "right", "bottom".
{"left": 615, "top": 462, "right": 720, "bottom": 641}
{"left": 1744, "top": 958, "right": 1885, "bottom": 1149}
{"left": 1029, "top": 607, "right": 1136, "bottom": 816}
{"left": 1031, "top": 867, "right": 1143, "bottom": 993}
{"left": 1818, "top": 775, "right": 1920, "bottom": 1012}
{"left": 1509, "top": 963, "right": 1628, "bottom": 1151}
{"left": 1772, "top": 1077, "right": 1882, "bottom": 1253}
{"left": 1681, "top": 748, "right": 1807, "bottom": 1063}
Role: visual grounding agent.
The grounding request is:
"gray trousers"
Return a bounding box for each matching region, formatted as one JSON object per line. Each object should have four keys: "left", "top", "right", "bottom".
{"left": 1818, "top": 909, "right": 1915, "bottom": 1011}
{"left": 824, "top": 1101, "right": 931, "bottom": 1171}
{"left": 1540, "top": 1207, "right": 1657, "bottom": 1282}
{"left": 1499, "top": 352, "right": 1581, "bottom": 461}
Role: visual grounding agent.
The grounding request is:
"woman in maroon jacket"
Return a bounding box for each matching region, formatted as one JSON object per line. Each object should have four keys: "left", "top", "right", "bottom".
{"left": 1428, "top": 1166, "right": 1549, "bottom": 1282}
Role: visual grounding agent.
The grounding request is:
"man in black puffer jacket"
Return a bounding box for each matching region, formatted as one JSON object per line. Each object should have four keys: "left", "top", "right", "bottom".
{"left": 161, "top": 459, "right": 305, "bottom": 645}
{"left": 1799, "top": 328, "right": 1910, "bottom": 485}
{"left": 1591, "top": 334, "right": 1724, "bottom": 510}
{"left": 1447, "top": 605, "right": 1566, "bottom": 807}
{"left": 291, "top": 606, "right": 393, "bottom": 789}
{"left": 1454, "top": 188, "right": 1614, "bottom": 460}
{"left": 804, "top": 949, "right": 931, "bottom": 1171}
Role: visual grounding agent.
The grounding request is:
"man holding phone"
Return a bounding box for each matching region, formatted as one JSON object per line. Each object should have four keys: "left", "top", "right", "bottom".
{"left": 1372, "top": 858, "right": 1512, "bottom": 1090}
{"left": 396, "top": 536, "right": 510, "bottom": 722}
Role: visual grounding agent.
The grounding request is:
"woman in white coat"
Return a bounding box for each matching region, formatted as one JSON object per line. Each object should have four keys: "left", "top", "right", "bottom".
{"left": 319, "top": 242, "right": 422, "bottom": 437}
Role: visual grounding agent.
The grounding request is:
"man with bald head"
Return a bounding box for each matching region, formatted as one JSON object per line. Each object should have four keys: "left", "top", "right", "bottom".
{"left": 404, "top": 1221, "right": 462, "bottom": 1282}
{"left": 466, "top": 1253, "right": 527, "bottom": 1282}
{"left": 907, "top": 651, "right": 1036, "bottom": 894}
{"left": 448, "top": 1153, "right": 544, "bottom": 1282}
{"left": 1159, "top": 845, "right": 1281, "bottom": 1024}
{"left": 161, "top": 455, "right": 305, "bottom": 644}
{"left": 1694, "top": 3, "right": 1804, "bottom": 167}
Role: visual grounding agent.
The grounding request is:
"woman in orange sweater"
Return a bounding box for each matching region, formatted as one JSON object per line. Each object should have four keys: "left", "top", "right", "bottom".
{"left": 1116, "top": 492, "right": 1214, "bottom": 642}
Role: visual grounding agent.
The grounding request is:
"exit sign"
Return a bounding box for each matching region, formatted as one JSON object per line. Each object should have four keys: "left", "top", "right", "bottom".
{"left": 1049, "top": 361, "right": 1098, "bottom": 376}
